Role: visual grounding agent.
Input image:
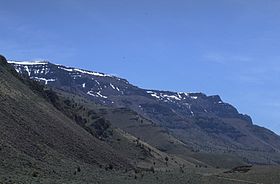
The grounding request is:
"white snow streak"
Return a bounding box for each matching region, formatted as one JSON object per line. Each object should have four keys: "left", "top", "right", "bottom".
{"left": 31, "top": 77, "right": 56, "bottom": 85}
{"left": 87, "top": 91, "right": 107, "bottom": 99}
{"left": 8, "top": 61, "right": 48, "bottom": 65}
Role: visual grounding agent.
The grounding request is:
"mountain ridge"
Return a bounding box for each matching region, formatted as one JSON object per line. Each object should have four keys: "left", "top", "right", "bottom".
{"left": 7, "top": 59, "right": 254, "bottom": 127}
{"left": 8, "top": 59, "right": 280, "bottom": 166}
{"left": 8, "top": 60, "right": 228, "bottom": 99}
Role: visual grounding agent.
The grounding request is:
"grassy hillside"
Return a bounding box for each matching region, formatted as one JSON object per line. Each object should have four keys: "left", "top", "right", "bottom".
{"left": 52, "top": 88, "right": 250, "bottom": 170}
{"left": 45, "top": 88, "right": 190, "bottom": 170}
{"left": 0, "top": 55, "right": 134, "bottom": 181}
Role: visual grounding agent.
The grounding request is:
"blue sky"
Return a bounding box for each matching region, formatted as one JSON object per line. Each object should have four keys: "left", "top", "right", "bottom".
{"left": 1, "top": 0, "right": 280, "bottom": 134}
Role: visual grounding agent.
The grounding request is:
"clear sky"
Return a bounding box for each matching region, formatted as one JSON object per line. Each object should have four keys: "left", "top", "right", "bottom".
{"left": 1, "top": 0, "right": 279, "bottom": 134}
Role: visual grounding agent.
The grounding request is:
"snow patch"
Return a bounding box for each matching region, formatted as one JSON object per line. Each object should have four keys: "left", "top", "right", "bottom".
{"left": 151, "top": 93, "right": 160, "bottom": 99}
{"left": 58, "top": 66, "right": 74, "bottom": 72}
{"left": 147, "top": 91, "right": 160, "bottom": 99}
{"left": 162, "top": 94, "right": 181, "bottom": 101}
{"left": 147, "top": 91, "right": 183, "bottom": 101}
{"left": 190, "top": 111, "right": 195, "bottom": 116}
{"left": 24, "top": 66, "right": 31, "bottom": 76}
{"left": 95, "top": 80, "right": 100, "bottom": 85}
{"left": 58, "top": 66, "right": 111, "bottom": 77}
{"left": 87, "top": 91, "right": 99, "bottom": 97}
{"left": 31, "top": 77, "right": 56, "bottom": 85}
{"left": 87, "top": 91, "right": 107, "bottom": 99}
{"left": 110, "top": 83, "right": 116, "bottom": 90}
{"left": 97, "top": 91, "right": 108, "bottom": 99}
{"left": 74, "top": 68, "right": 111, "bottom": 77}
{"left": 8, "top": 60, "right": 48, "bottom": 65}
{"left": 190, "top": 96, "right": 198, "bottom": 100}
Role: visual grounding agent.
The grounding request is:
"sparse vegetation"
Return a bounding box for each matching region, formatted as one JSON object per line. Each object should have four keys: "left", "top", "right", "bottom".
{"left": 1, "top": 55, "right": 280, "bottom": 184}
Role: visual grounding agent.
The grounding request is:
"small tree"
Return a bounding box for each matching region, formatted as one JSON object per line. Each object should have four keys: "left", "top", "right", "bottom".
{"left": 77, "top": 166, "right": 81, "bottom": 172}
{"left": 108, "top": 164, "right": 113, "bottom": 170}
{"left": 150, "top": 166, "right": 155, "bottom": 173}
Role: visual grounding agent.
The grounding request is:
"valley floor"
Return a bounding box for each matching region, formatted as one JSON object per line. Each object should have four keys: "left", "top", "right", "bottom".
{"left": 1, "top": 165, "right": 279, "bottom": 184}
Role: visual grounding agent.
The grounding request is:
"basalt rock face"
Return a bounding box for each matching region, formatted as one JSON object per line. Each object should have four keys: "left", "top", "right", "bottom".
{"left": 9, "top": 60, "right": 280, "bottom": 165}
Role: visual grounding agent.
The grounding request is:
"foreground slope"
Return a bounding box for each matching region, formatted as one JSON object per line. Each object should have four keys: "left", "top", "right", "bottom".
{"left": 8, "top": 60, "right": 280, "bottom": 166}
{"left": 0, "top": 55, "right": 136, "bottom": 182}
